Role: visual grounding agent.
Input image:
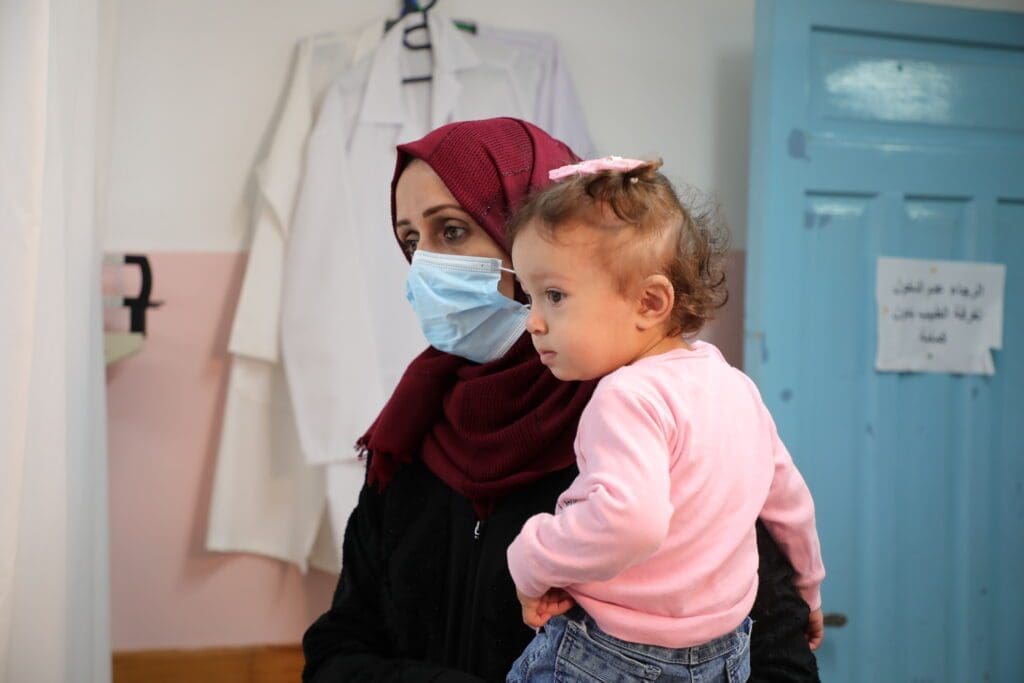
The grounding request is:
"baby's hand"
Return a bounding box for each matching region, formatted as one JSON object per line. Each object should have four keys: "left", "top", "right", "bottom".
{"left": 806, "top": 609, "right": 824, "bottom": 651}
{"left": 517, "top": 588, "right": 575, "bottom": 629}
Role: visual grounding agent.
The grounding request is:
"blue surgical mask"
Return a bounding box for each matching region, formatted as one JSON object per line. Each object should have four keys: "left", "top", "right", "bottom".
{"left": 405, "top": 250, "right": 528, "bottom": 364}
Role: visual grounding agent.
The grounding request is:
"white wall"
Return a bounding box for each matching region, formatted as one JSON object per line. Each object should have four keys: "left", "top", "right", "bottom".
{"left": 103, "top": 0, "right": 1024, "bottom": 251}
{"left": 104, "top": 0, "right": 757, "bottom": 251}
{"left": 456, "top": 0, "right": 757, "bottom": 250}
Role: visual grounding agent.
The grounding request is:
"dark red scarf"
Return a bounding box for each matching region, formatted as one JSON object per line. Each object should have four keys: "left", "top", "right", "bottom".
{"left": 360, "top": 118, "right": 597, "bottom": 517}
{"left": 360, "top": 335, "right": 595, "bottom": 517}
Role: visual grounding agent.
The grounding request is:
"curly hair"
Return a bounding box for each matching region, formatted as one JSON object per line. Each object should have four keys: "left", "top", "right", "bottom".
{"left": 506, "top": 159, "right": 730, "bottom": 337}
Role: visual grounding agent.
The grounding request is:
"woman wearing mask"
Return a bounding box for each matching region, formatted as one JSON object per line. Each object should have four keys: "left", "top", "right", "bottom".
{"left": 301, "top": 118, "right": 819, "bottom": 682}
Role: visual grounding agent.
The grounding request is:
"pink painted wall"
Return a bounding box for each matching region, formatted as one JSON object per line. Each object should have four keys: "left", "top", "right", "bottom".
{"left": 105, "top": 253, "right": 334, "bottom": 651}
{"left": 104, "top": 249, "right": 746, "bottom": 651}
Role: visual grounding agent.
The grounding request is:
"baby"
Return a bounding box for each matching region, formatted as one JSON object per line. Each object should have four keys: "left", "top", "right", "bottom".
{"left": 505, "top": 156, "right": 825, "bottom": 682}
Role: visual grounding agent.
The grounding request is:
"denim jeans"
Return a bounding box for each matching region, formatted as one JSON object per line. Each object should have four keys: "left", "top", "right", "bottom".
{"left": 507, "top": 608, "right": 751, "bottom": 683}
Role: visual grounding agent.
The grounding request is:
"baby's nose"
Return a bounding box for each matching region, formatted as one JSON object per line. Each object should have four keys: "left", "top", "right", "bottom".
{"left": 525, "top": 307, "right": 546, "bottom": 335}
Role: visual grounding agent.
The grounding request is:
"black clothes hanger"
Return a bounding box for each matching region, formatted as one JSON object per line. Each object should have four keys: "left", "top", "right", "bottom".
{"left": 384, "top": 0, "right": 421, "bottom": 33}
{"left": 386, "top": 1, "right": 477, "bottom": 85}
{"left": 402, "top": 0, "right": 436, "bottom": 50}
{"left": 384, "top": 0, "right": 435, "bottom": 50}
{"left": 398, "top": 0, "right": 436, "bottom": 84}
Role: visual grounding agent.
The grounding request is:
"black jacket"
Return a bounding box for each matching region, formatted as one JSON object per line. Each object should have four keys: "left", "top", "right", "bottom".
{"left": 303, "top": 459, "right": 819, "bottom": 682}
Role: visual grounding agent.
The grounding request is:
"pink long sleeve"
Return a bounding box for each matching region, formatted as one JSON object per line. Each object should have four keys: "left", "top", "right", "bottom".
{"left": 507, "top": 388, "right": 675, "bottom": 598}
{"left": 506, "top": 342, "right": 825, "bottom": 648}
{"left": 756, "top": 403, "right": 825, "bottom": 610}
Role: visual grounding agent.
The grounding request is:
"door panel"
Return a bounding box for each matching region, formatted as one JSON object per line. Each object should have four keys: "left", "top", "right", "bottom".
{"left": 747, "top": 2, "right": 1024, "bottom": 680}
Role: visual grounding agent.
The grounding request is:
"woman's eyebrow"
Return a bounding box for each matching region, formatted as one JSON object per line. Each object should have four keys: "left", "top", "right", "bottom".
{"left": 422, "top": 204, "right": 466, "bottom": 218}
{"left": 396, "top": 204, "right": 466, "bottom": 229}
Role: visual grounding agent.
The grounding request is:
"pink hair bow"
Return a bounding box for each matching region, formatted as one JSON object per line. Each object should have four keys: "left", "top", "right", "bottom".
{"left": 548, "top": 155, "right": 646, "bottom": 181}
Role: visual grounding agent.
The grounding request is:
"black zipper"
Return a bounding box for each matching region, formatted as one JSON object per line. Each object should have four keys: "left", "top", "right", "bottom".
{"left": 460, "top": 516, "right": 486, "bottom": 672}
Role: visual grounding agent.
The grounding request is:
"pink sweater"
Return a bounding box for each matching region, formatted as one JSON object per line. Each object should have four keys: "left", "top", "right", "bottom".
{"left": 507, "top": 341, "right": 824, "bottom": 648}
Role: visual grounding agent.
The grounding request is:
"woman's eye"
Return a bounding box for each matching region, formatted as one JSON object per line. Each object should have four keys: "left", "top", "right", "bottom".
{"left": 545, "top": 290, "right": 565, "bottom": 304}
{"left": 442, "top": 224, "right": 467, "bottom": 242}
{"left": 401, "top": 235, "right": 419, "bottom": 254}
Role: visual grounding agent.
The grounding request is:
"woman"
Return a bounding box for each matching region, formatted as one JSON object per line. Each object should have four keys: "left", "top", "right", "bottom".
{"left": 301, "top": 118, "right": 819, "bottom": 682}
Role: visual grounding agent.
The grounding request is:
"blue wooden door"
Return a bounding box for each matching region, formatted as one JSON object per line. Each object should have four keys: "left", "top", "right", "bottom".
{"left": 746, "top": 2, "right": 1024, "bottom": 681}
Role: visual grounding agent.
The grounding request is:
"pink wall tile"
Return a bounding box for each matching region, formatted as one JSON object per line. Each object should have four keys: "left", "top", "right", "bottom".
{"left": 105, "top": 252, "right": 334, "bottom": 651}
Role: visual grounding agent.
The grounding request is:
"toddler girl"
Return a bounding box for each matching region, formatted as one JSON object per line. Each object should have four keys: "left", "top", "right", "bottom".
{"left": 505, "top": 156, "right": 825, "bottom": 682}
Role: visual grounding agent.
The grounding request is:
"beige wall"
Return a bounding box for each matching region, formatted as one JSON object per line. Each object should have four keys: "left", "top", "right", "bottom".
{"left": 103, "top": 0, "right": 757, "bottom": 251}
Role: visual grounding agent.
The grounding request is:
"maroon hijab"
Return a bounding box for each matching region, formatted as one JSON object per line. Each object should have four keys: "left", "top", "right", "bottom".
{"left": 360, "top": 118, "right": 597, "bottom": 518}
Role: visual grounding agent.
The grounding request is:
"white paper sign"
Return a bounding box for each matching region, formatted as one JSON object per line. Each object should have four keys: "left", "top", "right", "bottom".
{"left": 876, "top": 257, "right": 1005, "bottom": 375}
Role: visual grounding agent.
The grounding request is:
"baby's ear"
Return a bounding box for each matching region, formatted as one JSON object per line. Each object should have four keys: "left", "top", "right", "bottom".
{"left": 635, "top": 274, "right": 675, "bottom": 331}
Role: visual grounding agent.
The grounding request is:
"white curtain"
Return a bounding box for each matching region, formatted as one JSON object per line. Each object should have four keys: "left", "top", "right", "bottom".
{"left": 0, "top": 0, "right": 111, "bottom": 680}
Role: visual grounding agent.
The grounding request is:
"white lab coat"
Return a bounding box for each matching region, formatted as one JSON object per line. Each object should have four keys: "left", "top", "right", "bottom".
{"left": 208, "top": 13, "right": 593, "bottom": 572}
{"left": 283, "top": 11, "right": 595, "bottom": 464}
{"left": 205, "top": 31, "right": 369, "bottom": 573}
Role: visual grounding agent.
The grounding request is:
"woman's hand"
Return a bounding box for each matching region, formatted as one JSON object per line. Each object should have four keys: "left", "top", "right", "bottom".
{"left": 517, "top": 588, "right": 576, "bottom": 629}
{"left": 806, "top": 608, "right": 824, "bottom": 650}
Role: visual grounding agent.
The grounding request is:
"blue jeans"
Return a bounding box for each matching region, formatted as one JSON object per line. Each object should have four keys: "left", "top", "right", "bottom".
{"left": 507, "top": 609, "right": 752, "bottom": 683}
